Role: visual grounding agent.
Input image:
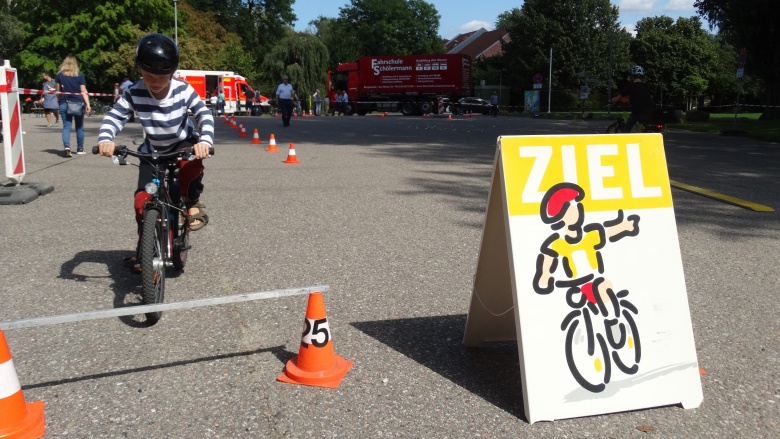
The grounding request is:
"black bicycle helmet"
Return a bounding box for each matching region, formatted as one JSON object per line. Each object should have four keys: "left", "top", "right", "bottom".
{"left": 629, "top": 65, "right": 645, "bottom": 77}
{"left": 135, "top": 33, "right": 179, "bottom": 75}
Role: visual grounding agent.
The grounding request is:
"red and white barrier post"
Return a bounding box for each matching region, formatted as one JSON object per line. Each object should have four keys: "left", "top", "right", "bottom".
{"left": 0, "top": 60, "right": 26, "bottom": 184}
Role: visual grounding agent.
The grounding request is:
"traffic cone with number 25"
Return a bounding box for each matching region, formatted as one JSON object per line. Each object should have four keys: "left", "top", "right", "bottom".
{"left": 277, "top": 292, "right": 353, "bottom": 388}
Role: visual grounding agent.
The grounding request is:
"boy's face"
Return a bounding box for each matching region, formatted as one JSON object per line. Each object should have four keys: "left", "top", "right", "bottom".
{"left": 140, "top": 70, "right": 173, "bottom": 95}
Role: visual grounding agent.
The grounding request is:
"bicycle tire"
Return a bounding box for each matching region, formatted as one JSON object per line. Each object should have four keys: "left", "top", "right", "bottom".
{"left": 564, "top": 314, "right": 610, "bottom": 393}
{"left": 172, "top": 209, "right": 190, "bottom": 271}
{"left": 606, "top": 122, "right": 620, "bottom": 134}
{"left": 141, "top": 208, "right": 165, "bottom": 324}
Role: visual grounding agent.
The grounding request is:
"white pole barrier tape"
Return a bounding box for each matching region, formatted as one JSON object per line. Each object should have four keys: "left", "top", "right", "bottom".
{"left": 12, "top": 87, "right": 114, "bottom": 97}
{"left": 0, "top": 285, "right": 329, "bottom": 330}
{"left": 0, "top": 60, "right": 26, "bottom": 184}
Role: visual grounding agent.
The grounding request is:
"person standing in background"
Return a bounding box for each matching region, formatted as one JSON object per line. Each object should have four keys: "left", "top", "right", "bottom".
{"left": 113, "top": 82, "right": 121, "bottom": 105}
{"left": 119, "top": 77, "right": 135, "bottom": 121}
{"left": 275, "top": 75, "right": 297, "bottom": 127}
{"left": 55, "top": 56, "right": 91, "bottom": 157}
{"left": 41, "top": 72, "right": 60, "bottom": 127}
{"left": 313, "top": 89, "right": 322, "bottom": 116}
{"left": 218, "top": 88, "right": 225, "bottom": 116}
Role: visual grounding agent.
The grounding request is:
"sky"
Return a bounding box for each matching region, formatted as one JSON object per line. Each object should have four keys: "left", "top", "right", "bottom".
{"left": 291, "top": 0, "right": 704, "bottom": 40}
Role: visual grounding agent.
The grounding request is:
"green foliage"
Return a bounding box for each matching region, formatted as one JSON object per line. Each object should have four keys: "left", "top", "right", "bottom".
{"left": 629, "top": 16, "right": 718, "bottom": 108}
{"left": 499, "top": 0, "right": 626, "bottom": 109}
{"left": 335, "top": 0, "right": 444, "bottom": 57}
{"left": 8, "top": 0, "right": 173, "bottom": 90}
{"left": 307, "top": 16, "right": 361, "bottom": 68}
{"left": 0, "top": 5, "right": 25, "bottom": 59}
{"left": 185, "top": 0, "right": 296, "bottom": 75}
{"left": 695, "top": 0, "right": 780, "bottom": 117}
{"left": 260, "top": 29, "right": 329, "bottom": 98}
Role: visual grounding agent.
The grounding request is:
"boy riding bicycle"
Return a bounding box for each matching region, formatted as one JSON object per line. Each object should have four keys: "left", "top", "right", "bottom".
{"left": 611, "top": 65, "right": 653, "bottom": 133}
{"left": 97, "top": 33, "right": 214, "bottom": 268}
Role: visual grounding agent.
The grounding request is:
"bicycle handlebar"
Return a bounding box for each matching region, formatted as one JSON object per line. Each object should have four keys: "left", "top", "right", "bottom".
{"left": 91, "top": 144, "right": 215, "bottom": 158}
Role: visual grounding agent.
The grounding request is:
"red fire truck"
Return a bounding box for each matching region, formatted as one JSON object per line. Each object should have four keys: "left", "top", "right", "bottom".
{"left": 327, "top": 54, "right": 473, "bottom": 116}
{"left": 173, "top": 70, "right": 272, "bottom": 115}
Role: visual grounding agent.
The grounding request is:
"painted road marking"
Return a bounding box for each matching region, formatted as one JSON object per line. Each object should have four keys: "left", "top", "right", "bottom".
{"left": 670, "top": 180, "right": 774, "bottom": 212}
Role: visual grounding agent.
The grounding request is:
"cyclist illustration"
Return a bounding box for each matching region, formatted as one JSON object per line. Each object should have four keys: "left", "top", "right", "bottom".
{"left": 532, "top": 182, "right": 643, "bottom": 393}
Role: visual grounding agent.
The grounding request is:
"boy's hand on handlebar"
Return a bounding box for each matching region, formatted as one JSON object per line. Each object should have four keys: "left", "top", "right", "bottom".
{"left": 193, "top": 142, "right": 211, "bottom": 159}
{"left": 98, "top": 141, "right": 116, "bottom": 157}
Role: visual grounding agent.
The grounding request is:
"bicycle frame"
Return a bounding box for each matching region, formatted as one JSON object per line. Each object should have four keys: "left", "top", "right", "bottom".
{"left": 92, "top": 143, "right": 213, "bottom": 323}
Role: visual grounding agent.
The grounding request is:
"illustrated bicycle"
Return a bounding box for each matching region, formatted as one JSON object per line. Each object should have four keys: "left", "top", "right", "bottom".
{"left": 559, "top": 277, "right": 641, "bottom": 393}
{"left": 92, "top": 142, "right": 214, "bottom": 324}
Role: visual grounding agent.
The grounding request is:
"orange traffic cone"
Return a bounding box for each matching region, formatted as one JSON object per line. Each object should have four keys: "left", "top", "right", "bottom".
{"left": 230, "top": 116, "right": 237, "bottom": 129}
{"left": 250, "top": 128, "right": 262, "bottom": 144}
{"left": 239, "top": 123, "right": 247, "bottom": 137}
{"left": 283, "top": 143, "right": 299, "bottom": 164}
{"left": 266, "top": 134, "right": 279, "bottom": 152}
{"left": 277, "top": 292, "right": 353, "bottom": 388}
{"left": 448, "top": 114, "right": 452, "bottom": 120}
{"left": 0, "top": 330, "right": 45, "bottom": 438}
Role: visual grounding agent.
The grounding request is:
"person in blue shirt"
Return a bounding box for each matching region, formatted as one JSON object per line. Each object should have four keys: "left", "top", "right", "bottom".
{"left": 55, "top": 57, "right": 91, "bottom": 157}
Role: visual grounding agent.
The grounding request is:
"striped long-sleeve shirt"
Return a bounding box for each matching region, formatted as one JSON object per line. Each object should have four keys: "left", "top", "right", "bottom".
{"left": 98, "top": 78, "right": 214, "bottom": 152}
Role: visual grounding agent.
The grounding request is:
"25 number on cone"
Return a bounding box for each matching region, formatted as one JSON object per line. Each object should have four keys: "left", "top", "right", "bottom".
{"left": 302, "top": 318, "right": 330, "bottom": 348}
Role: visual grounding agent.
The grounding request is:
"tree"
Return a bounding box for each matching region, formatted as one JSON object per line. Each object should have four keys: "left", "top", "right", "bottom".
{"left": 630, "top": 16, "right": 718, "bottom": 108}
{"left": 8, "top": 0, "right": 174, "bottom": 89}
{"left": 680, "top": 75, "right": 709, "bottom": 110}
{"left": 260, "top": 29, "right": 329, "bottom": 103}
{"left": 695, "top": 0, "right": 780, "bottom": 118}
{"left": 499, "top": 0, "right": 627, "bottom": 109}
{"left": 5, "top": 0, "right": 246, "bottom": 93}
{"left": 336, "top": 0, "right": 443, "bottom": 56}
{"left": 186, "top": 0, "right": 296, "bottom": 73}
{"left": 0, "top": 1, "right": 25, "bottom": 60}
{"left": 307, "top": 16, "right": 361, "bottom": 69}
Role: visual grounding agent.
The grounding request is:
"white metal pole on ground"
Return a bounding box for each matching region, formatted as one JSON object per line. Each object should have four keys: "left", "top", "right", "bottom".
{"left": 0, "top": 285, "right": 329, "bottom": 330}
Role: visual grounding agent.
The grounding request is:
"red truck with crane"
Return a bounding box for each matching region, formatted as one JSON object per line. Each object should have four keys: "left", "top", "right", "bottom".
{"left": 328, "top": 54, "right": 473, "bottom": 116}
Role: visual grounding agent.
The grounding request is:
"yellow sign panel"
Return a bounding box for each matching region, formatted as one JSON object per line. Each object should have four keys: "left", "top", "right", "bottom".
{"left": 500, "top": 134, "right": 672, "bottom": 216}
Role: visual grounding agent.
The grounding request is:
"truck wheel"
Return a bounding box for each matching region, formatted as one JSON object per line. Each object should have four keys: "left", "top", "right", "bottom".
{"left": 419, "top": 101, "right": 433, "bottom": 115}
{"left": 401, "top": 102, "right": 415, "bottom": 117}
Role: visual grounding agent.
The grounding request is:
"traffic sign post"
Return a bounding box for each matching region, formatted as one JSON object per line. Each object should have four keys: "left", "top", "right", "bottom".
{"left": 734, "top": 48, "right": 747, "bottom": 129}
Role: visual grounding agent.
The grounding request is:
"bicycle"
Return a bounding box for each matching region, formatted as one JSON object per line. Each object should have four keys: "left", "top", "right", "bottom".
{"left": 560, "top": 277, "right": 641, "bottom": 393}
{"left": 605, "top": 106, "right": 665, "bottom": 133}
{"left": 92, "top": 142, "right": 214, "bottom": 324}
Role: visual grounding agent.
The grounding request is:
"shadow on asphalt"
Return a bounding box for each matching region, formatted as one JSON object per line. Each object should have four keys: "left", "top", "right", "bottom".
{"left": 352, "top": 315, "right": 527, "bottom": 421}
{"left": 59, "top": 249, "right": 166, "bottom": 328}
{"left": 22, "top": 345, "right": 287, "bottom": 390}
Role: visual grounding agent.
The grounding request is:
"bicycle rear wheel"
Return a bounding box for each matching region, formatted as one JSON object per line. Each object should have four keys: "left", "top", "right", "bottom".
{"left": 141, "top": 209, "right": 166, "bottom": 324}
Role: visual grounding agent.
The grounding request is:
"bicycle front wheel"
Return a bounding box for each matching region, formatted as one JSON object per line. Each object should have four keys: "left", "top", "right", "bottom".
{"left": 141, "top": 208, "right": 166, "bottom": 324}
{"left": 606, "top": 123, "right": 620, "bottom": 134}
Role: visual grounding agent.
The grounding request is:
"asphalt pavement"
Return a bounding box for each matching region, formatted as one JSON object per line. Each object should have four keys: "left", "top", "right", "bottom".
{"left": 1, "top": 111, "right": 778, "bottom": 438}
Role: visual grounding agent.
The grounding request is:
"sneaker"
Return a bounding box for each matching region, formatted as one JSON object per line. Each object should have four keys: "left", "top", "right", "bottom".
{"left": 64, "top": 148, "right": 71, "bottom": 158}
{"left": 46, "top": 123, "right": 52, "bottom": 127}
{"left": 76, "top": 150, "right": 85, "bottom": 155}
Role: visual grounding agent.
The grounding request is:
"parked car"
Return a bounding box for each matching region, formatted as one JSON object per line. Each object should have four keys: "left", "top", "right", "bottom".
{"left": 454, "top": 97, "right": 491, "bottom": 115}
